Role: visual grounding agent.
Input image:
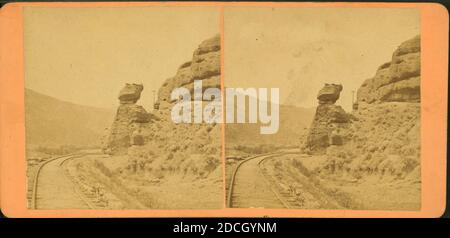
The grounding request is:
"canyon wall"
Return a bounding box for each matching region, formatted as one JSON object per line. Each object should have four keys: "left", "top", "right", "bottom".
{"left": 104, "top": 35, "right": 221, "bottom": 180}
{"left": 357, "top": 35, "right": 420, "bottom": 104}
{"left": 304, "top": 35, "right": 421, "bottom": 182}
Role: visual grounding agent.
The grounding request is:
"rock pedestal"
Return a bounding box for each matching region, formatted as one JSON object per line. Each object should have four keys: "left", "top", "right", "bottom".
{"left": 105, "top": 84, "right": 151, "bottom": 155}
{"left": 119, "top": 84, "right": 144, "bottom": 104}
{"left": 318, "top": 84, "right": 343, "bottom": 104}
{"left": 303, "top": 84, "right": 349, "bottom": 154}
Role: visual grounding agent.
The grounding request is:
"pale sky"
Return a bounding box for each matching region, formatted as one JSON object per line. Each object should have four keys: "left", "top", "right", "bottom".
{"left": 224, "top": 7, "right": 420, "bottom": 110}
{"left": 24, "top": 7, "right": 420, "bottom": 111}
{"left": 24, "top": 7, "right": 220, "bottom": 110}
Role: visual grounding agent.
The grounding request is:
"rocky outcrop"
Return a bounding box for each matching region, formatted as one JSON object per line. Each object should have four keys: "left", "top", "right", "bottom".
{"left": 303, "top": 84, "right": 350, "bottom": 154}
{"left": 157, "top": 35, "right": 221, "bottom": 111}
{"left": 103, "top": 35, "right": 222, "bottom": 180}
{"left": 119, "top": 83, "right": 144, "bottom": 104}
{"left": 357, "top": 35, "right": 420, "bottom": 104}
{"left": 105, "top": 84, "right": 152, "bottom": 155}
{"left": 317, "top": 36, "right": 421, "bottom": 183}
{"left": 318, "top": 84, "right": 343, "bottom": 104}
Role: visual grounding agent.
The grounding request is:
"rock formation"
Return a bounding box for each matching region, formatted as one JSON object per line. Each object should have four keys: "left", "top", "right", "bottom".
{"left": 304, "top": 35, "right": 421, "bottom": 156}
{"left": 105, "top": 83, "right": 152, "bottom": 155}
{"left": 119, "top": 83, "right": 144, "bottom": 104}
{"left": 303, "top": 84, "right": 350, "bottom": 154}
{"left": 357, "top": 35, "right": 420, "bottom": 104}
{"left": 103, "top": 35, "right": 221, "bottom": 180}
{"left": 157, "top": 34, "right": 221, "bottom": 112}
{"left": 311, "top": 36, "right": 421, "bottom": 182}
{"left": 318, "top": 83, "right": 343, "bottom": 104}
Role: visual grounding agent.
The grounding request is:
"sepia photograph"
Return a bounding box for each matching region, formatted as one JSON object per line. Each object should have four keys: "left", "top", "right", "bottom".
{"left": 24, "top": 6, "right": 223, "bottom": 209}
{"left": 5, "top": 2, "right": 442, "bottom": 217}
{"left": 224, "top": 7, "right": 421, "bottom": 210}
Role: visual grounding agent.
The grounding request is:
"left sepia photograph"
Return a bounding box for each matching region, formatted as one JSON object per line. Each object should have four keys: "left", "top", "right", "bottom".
{"left": 24, "top": 6, "right": 223, "bottom": 209}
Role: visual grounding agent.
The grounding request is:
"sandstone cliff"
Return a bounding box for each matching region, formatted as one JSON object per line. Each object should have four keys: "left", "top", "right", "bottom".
{"left": 295, "top": 36, "right": 421, "bottom": 211}
{"left": 104, "top": 35, "right": 221, "bottom": 180}
{"left": 311, "top": 36, "right": 421, "bottom": 181}
{"left": 157, "top": 34, "right": 221, "bottom": 113}
{"left": 357, "top": 35, "right": 420, "bottom": 104}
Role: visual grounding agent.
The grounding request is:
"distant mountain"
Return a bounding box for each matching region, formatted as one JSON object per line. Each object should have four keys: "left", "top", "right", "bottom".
{"left": 225, "top": 104, "right": 315, "bottom": 148}
{"left": 25, "top": 88, "right": 115, "bottom": 147}
{"left": 24, "top": 87, "right": 314, "bottom": 149}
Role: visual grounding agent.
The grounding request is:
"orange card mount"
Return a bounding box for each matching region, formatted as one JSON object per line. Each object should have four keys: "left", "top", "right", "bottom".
{"left": 0, "top": 2, "right": 448, "bottom": 218}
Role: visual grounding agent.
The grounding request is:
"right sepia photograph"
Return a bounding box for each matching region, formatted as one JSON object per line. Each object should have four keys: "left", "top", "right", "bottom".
{"left": 224, "top": 7, "right": 421, "bottom": 210}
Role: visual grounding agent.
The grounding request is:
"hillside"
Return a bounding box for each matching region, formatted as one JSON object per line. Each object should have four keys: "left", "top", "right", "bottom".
{"left": 25, "top": 88, "right": 115, "bottom": 147}
{"left": 225, "top": 104, "right": 315, "bottom": 148}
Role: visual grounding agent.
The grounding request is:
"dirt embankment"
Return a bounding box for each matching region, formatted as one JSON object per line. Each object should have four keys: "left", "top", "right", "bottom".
{"left": 62, "top": 154, "right": 222, "bottom": 209}
{"left": 263, "top": 146, "right": 419, "bottom": 210}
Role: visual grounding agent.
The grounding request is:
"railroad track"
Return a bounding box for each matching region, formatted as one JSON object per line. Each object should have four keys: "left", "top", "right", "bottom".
{"left": 227, "top": 150, "right": 304, "bottom": 208}
{"left": 31, "top": 152, "right": 99, "bottom": 209}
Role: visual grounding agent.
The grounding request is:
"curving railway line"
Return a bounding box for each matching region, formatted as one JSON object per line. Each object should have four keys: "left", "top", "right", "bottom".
{"left": 227, "top": 151, "right": 305, "bottom": 208}
{"left": 31, "top": 153, "right": 94, "bottom": 209}
{"left": 32, "top": 150, "right": 318, "bottom": 209}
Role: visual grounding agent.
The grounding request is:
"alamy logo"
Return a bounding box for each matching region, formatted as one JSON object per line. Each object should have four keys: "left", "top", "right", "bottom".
{"left": 171, "top": 80, "right": 279, "bottom": 134}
